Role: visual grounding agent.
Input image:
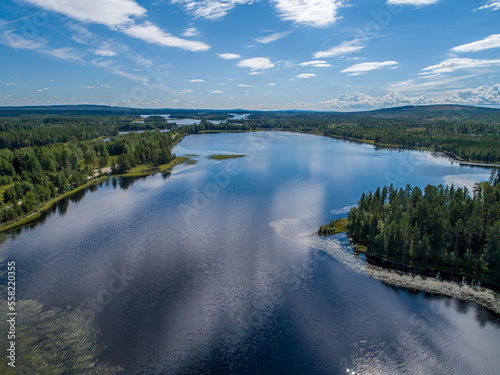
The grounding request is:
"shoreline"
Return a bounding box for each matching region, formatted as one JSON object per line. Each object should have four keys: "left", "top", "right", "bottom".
{"left": 317, "top": 232, "right": 500, "bottom": 316}
{"left": 0, "top": 128, "right": 497, "bottom": 234}
{"left": 0, "top": 132, "right": 191, "bottom": 233}
{"left": 275, "top": 129, "right": 500, "bottom": 169}
{"left": 326, "top": 135, "right": 500, "bottom": 169}
{"left": 364, "top": 261, "right": 500, "bottom": 316}
{"left": 318, "top": 221, "right": 500, "bottom": 315}
{"left": 0, "top": 176, "right": 109, "bottom": 234}
{"left": 274, "top": 217, "right": 500, "bottom": 315}
{"left": 360, "top": 250, "right": 500, "bottom": 291}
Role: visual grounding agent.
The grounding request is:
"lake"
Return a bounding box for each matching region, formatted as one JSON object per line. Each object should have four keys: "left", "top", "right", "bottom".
{"left": 1, "top": 131, "right": 499, "bottom": 374}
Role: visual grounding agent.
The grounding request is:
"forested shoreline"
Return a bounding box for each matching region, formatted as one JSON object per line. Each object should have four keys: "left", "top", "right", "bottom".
{"left": 249, "top": 116, "right": 500, "bottom": 163}
{"left": 320, "top": 172, "right": 500, "bottom": 287}
{"left": 1, "top": 106, "right": 499, "bottom": 233}
{"left": 0, "top": 118, "right": 254, "bottom": 230}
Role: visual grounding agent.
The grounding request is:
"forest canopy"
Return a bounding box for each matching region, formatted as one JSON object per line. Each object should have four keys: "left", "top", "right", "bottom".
{"left": 321, "top": 176, "right": 500, "bottom": 287}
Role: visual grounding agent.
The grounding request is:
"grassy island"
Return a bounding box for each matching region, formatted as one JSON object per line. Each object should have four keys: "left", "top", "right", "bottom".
{"left": 208, "top": 154, "right": 246, "bottom": 160}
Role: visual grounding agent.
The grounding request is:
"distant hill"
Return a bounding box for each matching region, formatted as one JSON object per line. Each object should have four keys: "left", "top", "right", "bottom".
{"left": 351, "top": 105, "right": 500, "bottom": 125}
{"left": 364, "top": 105, "right": 500, "bottom": 118}
{"left": 0, "top": 104, "right": 499, "bottom": 122}
{"left": 0, "top": 105, "right": 254, "bottom": 117}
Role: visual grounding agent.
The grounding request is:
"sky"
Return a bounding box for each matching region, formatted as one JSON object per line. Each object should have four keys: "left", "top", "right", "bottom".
{"left": 1, "top": 0, "right": 500, "bottom": 111}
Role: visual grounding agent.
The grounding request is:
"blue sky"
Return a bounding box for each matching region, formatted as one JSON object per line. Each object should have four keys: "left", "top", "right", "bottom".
{"left": 1, "top": 0, "right": 500, "bottom": 111}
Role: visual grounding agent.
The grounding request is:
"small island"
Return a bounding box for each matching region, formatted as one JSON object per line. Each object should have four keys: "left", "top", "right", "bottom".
{"left": 208, "top": 154, "right": 246, "bottom": 160}
{"left": 320, "top": 173, "right": 500, "bottom": 289}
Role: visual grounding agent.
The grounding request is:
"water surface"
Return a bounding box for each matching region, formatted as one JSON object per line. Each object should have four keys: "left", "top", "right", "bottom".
{"left": 1, "top": 132, "right": 498, "bottom": 374}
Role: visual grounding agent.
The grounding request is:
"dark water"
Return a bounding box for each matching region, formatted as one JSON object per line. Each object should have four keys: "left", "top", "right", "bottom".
{"left": 1, "top": 132, "right": 499, "bottom": 374}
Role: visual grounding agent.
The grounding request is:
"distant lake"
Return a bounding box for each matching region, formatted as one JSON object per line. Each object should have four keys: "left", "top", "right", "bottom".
{"left": 137, "top": 113, "right": 249, "bottom": 126}
{"left": 1, "top": 132, "right": 498, "bottom": 374}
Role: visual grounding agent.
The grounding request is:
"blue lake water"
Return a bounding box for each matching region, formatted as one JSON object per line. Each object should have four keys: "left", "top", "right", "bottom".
{"left": 1, "top": 131, "right": 499, "bottom": 374}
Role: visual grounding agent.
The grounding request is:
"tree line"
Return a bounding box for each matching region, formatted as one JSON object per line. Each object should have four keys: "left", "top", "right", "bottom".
{"left": 3, "top": 110, "right": 500, "bottom": 163}
{"left": 0, "top": 130, "right": 178, "bottom": 225}
{"left": 1, "top": 110, "right": 499, "bottom": 229}
{"left": 248, "top": 116, "right": 500, "bottom": 163}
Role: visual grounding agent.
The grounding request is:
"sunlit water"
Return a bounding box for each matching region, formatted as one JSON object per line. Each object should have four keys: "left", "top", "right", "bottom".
{"left": 1, "top": 132, "right": 498, "bottom": 374}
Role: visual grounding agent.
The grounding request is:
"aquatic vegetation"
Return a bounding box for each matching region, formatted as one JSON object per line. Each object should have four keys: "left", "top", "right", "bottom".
{"left": 208, "top": 154, "right": 246, "bottom": 160}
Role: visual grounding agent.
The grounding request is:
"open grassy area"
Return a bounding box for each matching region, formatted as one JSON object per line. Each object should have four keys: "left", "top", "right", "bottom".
{"left": 125, "top": 164, "right": 156, "bottom": 177}
{"left": 208, "top": 154, "right": 246, "bottom": 160}
{"left": 354, "top": 244, "right": 368, "bottom": 253}
{"left": 114, "top": 157, "right": 192, "bottom": 177}
{"left": 159, "top": 157, "right": 189, "bottom": 172}
{"left": 318, "top": 218, "right": 349, "bottom": 235}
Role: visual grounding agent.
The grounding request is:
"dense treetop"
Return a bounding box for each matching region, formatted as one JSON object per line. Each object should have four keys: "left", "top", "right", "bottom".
{"left": 322, "top": 176, "right": 500, "bottom": 287}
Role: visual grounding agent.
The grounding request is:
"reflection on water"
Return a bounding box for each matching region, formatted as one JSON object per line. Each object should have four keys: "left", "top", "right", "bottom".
{"left": 0, "top": 132, "right": 498, "bottom": 374}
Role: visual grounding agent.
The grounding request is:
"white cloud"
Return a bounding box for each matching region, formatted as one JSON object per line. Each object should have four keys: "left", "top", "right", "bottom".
{"left": 238, "top": 84, "right": 253, "bottom": 87}
{"left": 423, "top": 58, "right": 500, "bottom": 74}
{"left": 132, "top": 55, "right": 153, "bottom": 67}
{"left": 109, "top": 67, "right": 147, "bottom": 83}
{"left": 477, "top": 1, "right": 500, "bottom": 10}
{"left": 174, "top": 0, "right": 343, "bottom": 27}
{"left": 0, "top": 24, "right": 157, "bottom": 85}
{"left": 218, "top": 53, "right": 241, "bottom": 59}
{"left": 210, "top": 90, "right": 223, "bottom": 94}
{"left": 255, "top": 31, "right": 291, "bottom": 44}
{"left": 190, "top": 79, "right": 205, "bottom": 82}
{"left": 319, "top": 85, "right": 500, "bottom": 110}
{"left": 120, "top": 22, "right": 210, "bottom": 51}
{"left": 298, "top": 60, "right": 331, "bottom": 67}
{"left": 272, "top": 0, "right": 344, "bottom": 28}
{"left": 172, "top": 0, "right": 253, "bottom": 20}
{"left": 387, "top": 0, "right": 439, "bottom": 5}
{"left": 237, "top": 57, "right": 274, "bottom": 70}
{"left": 5, "top": 83, "right": 18, "bottom": 86}
{"left": 42, "top": 47, "right": 82, "bottom": 61}
{"left": 93, "top": 49, "right": 117, "bottom": 56}
{"left": 91, "top": 59, "right": 114, "bottom": 68}
{"left": 388, "top": 74, "right": 477, "bottom": 92}
{"left": 100, "top": 84, "right": 111, "bottom": 88}
{"left": 23, "top": 0, "right": 210, "bottom": 52}
{"left": 182, "top": 89, "right": 194, "bottom": 94}
{"left": 268, "top": 82, "right": 276, "bottom": 85}
{"left": 82, "top": 85, "right": 95, "bottom": 88}
{"left": 314, "top": 39, "right": 365, "bottom": 58}
{"left": 67, "top": 23, "right": 95, "bottom": 45}
{"left": 23, "top": 0, "right": 146, "bottom": 27}
{"left": 0, "top": 33, "right": 46, "bottom": 50}
{"left": 453, "top": 85, "right": 500, "bottom": 105}
{"left": 297, "top": 73, "right": 316, "bottom": 78}
{"left": 182, "top": 27, "right": 199, "bottom": 37}
{"left": 341, "top": 61, "right": 398, "bottom": 74}
{"left": 451, "top": 34, "right": 500, "bottom": 53}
